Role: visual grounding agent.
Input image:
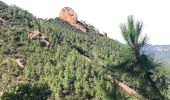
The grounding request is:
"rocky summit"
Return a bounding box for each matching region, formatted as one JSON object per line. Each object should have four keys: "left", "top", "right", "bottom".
{"left": 59, "top": 7, "right": 78, "bottom": 24}
{"left": 59, "top": 7, "right": 86, "bottom": 32}
{"left": 59, "top": 7, "right": 108, "bottom": 36}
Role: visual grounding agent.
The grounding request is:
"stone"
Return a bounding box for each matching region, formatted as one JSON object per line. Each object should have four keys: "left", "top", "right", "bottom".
{"left": 59, "top": 7, "right": 78, "bottom": 24}
{"left": 59, "top": 7, "right": 86, "bottom": 32}
{"left": 73, "top": 23, "right": 87, "bottom": 33}
{"left": 116, "top": 80, "right": 137, "bottom": 94}
{"left": 16, "top": 59, "right": 24, "bottom": 69}
{"left": 28, "top": 31, "right": 41, "bottom": 40}
{"left": 41, "top": 39, "right": 50, "bottom": 46}
{"left": 99, "top": 31, "right": 107, "bottom": 37}
{"left": 28, "top": 31, "right": 50, "bottom": 46}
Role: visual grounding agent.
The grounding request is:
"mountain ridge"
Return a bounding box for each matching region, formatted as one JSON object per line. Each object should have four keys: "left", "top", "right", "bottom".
{"left": 144, "top": 44, "right": 170, "bottom": 66}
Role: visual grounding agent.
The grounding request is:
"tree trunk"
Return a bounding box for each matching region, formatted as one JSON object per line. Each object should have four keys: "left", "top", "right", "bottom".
{"left": 146, "top": 72, "right": 164, "bottom": 99}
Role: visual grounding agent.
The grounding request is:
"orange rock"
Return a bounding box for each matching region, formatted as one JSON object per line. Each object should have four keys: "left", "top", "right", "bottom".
{"left": 28, "top": 31, "right": 41, "bottom": 40}
{"left": 40, "top": 35, "right": 46, "bottom": 40}
{"left": 116, "top": 80, "right": 137, "bottom": 94}
{"left": 16, "top": 59, "right": 24, "bottom": 69}
{"left": 72, "top": 23, "right": 87, "bottom": 33}
{"left": 28, "top": 31, "right": 50, "bottom": 46}
{"left": 59, "top": 7, "right": 86, "bottom": 32}
{"left": 59, "top": 7, "right": 78, "bottom": 24}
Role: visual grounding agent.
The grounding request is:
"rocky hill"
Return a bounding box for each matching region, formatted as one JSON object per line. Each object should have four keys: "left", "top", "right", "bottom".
{"left": 0, "top": 1, "right": 170, "bottom": 99}
{"left": 58, "top": 7, "right": 107, "bottom": 36}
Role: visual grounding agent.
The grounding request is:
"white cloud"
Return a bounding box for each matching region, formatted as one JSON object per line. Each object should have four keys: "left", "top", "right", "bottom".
{"left": 2, "top": 0, "right": 170, "bottom": 45}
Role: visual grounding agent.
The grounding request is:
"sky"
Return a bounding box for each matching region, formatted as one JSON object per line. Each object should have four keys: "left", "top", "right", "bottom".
{"left": 2, "top": 0, "right": 170, "bottom": 45}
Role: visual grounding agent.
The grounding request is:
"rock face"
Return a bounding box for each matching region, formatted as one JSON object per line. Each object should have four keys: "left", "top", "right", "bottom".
{"left": 73, "top": 24, "right": 86, "bottom": 33}
{"left": 59, "top": 7, "right": 107, "bottom": 36}
{"left": 59, "top": 7, "right": 86, "bottom": 32}
{"left": 59, "top": 7, "right": 78, "bottom": 24}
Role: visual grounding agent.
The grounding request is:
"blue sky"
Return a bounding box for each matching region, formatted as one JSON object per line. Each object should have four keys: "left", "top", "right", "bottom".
{"left": 2, "top": 0, "right": 170, "bottom": 45}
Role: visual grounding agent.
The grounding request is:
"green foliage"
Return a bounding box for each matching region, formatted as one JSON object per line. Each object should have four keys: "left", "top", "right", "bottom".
{"left": 120, "top": 15, "right": 170, "bottom": 99}
{"left": 1, "top": 83, "right": 51, "bottom": 100}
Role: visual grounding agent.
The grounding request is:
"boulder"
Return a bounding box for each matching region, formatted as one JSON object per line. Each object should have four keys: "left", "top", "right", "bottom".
{"left": 28, "top": 31, "right": 50, "bottom": 46}
{"left": 99, "top": 31, "right": 107, "bottom": 37}
{"left": 16, "top": 59, "right": 24, "bottom": 69}
{"left": 116, "top": 80, "right": 137, "bottom": 94}
{"left": 28, "top": 31, "right": 41, "bottom": 40}
{"left": 73, "top": 23, "right": 86, "bottom": 33}
{"left": 79, "top": 20, "right": 86, "bottom": 26}
{"left": 41, "top": 39, "right": 50, "bottom": 46}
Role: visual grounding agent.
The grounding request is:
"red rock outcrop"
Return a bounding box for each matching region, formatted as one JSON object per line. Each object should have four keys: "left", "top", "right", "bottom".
{"left": 28, "top": 31, "right": 41, "bottom": 40}
{"left": 73, "top": 23, "right": 86, "bottom": 33}
{"left": 28, "top": 31, "right": 50, "bottom": 46}
{"left": 116, "top": 80, "right": 137, "bottom": 94}
{"left": 59, "top": 7, "right": 86, "bottom": 32}
{"left": 59, "top": 7, "right": 78, "bottom": 24}
{"left": 16, "top": 59, "right": 24, "bottom": 69}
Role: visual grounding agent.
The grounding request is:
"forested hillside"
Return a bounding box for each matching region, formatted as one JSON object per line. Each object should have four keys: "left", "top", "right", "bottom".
{"left": 0, "top": 1, "right": 170, "bottom": 100}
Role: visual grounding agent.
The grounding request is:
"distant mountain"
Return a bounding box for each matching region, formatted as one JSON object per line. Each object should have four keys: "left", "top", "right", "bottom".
{"left": 153, "top": 45, "right": 170, "bottom": 65}
{"left": 144, "top": 45, "right": 170, "bottom": 66}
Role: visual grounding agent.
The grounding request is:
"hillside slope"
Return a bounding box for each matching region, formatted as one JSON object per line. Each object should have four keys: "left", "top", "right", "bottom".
{"left": 0, "top": 1, "right": 130, "bottom": 99}
{"left": 0, "top": 1, "right": 170, "bottom": 99}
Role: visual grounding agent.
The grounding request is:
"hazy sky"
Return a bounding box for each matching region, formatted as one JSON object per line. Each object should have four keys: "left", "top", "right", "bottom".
{"left": 2, "top": 0, "right": 170, "bottom": 45}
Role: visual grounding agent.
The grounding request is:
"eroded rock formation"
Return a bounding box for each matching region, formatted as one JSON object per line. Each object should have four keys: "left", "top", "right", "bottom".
{"left": 59, "top": 7, "right": 108, "bottom": 36}
{"left": 59, "top": 7, "right": 86, "bottom": 32}
{"left": 59, "top": 7, "right": 78, "bottom": 24}
{"left": 28, "top": 31, "right": 50, "bottom": 46}
{"left": 73, "top": 24, "right": 86, "bottom": 33}
{"left": 28, "top": 31, "right": 41, "bottom": 40}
